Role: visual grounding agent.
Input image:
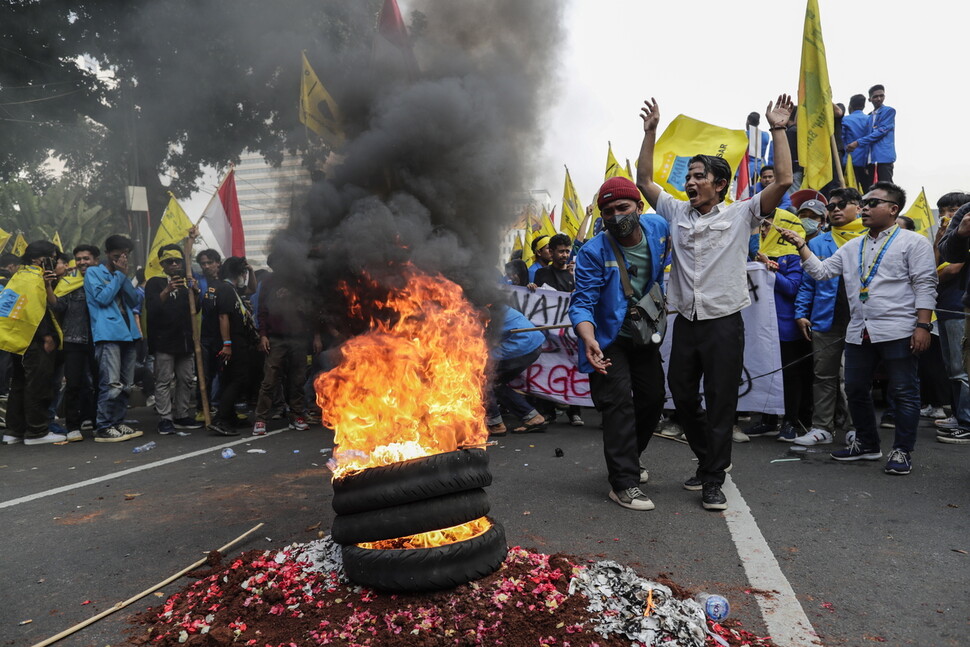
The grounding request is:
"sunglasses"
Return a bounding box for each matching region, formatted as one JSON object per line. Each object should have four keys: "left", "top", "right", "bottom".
{"left": 825, "top": 201, "right": 858, "bottom": 212}
{"left": 161, "top": 258, "right": 182, "bottom": 265}
{"left": 861, "top": 198, "right": 898, "bottom": 209}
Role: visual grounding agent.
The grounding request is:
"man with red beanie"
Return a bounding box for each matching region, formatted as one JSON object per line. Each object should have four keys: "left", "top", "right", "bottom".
{"left": 636, "top": 95, "right": 794, "bottom": 511}
{"left": 569, "top": 176, "right": 669, "bottom": 511}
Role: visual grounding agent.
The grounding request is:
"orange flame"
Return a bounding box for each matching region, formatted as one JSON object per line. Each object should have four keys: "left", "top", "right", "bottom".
{"left": 316, "top": 264, "right": 489, "bottom": 480}
{"left": 357, "top": 517, "right": 492, "bottom": 550}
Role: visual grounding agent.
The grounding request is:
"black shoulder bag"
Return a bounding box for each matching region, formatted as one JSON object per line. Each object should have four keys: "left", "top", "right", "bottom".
{"left": 604, "top": 232, "right": 668, "bottom": 346}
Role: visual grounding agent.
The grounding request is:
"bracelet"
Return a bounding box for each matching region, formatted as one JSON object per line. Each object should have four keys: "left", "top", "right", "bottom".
{"left": 769, "top": 125, "right": 787, "bottom": 131}
{"left": 223, "top": 341, "right": 232, "bottom": 346}
{"left": 796, "top": 243, "right": 805, "bottom": 251}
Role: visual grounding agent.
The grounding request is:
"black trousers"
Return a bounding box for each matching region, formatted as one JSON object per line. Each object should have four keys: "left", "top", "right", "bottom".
{"left": 780, "top": 339, "right": 814, "bottom": 429}
{"left": 668, "top": 313, "right": 744, "bottom": 485}
{"left": 62, "top": 342, "right": 98, "bottom": 430}
{"left": 589, "top": 336, "right": 665, "bottom": 491}
{"left": 853, "top": 165, "right": 872, "bottom": 192}
{"left": 867, "top": 162, "right": 893, "bottom": 185}
{"left": 217, "top": 345, "right": 258, "bottom": 424}
{"left": 7, "top": 339, "right": 57, "bottom": 439}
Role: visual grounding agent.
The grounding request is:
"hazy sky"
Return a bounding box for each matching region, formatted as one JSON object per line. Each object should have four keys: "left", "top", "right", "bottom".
{"left": 537, "top": 0, "right": 963, "bottom": 213}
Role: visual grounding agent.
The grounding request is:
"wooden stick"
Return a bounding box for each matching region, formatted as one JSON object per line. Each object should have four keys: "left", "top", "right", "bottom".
{"left": 829, "top": 134, "right": 845, "bottom": 188}
{"left": 30, "top": 523, "right": 265, "bottom": 647}
{"left": 652, "top": 432, "right": 689, "bottom": 445}
{"left": 184, "top": 233, "right": 212, "bottom": 427}
{"left": 508, "top": 324, "right": 571, "bottom": 334}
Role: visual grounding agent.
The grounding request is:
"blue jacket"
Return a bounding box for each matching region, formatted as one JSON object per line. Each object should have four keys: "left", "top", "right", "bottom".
{"left": 754, "top": 182, "right": 791, "bottom": 211}
{"left": 841, "top": 110, "right": 870, "bottom": 166}
{"left": 84, "top": 264, "right": 143, "bottom": 343}
{"left": 794, "top": 232, "right": 840, "bottom": 332}
{"left": 771, "top": 254, "right": 804, "bottom": 342}
{"left": 569, "top": 214, "right": 669, "bottom": 373}
{"left": 494, "top": 306, "right": 544, "bottom": 361}
{"left": 857, "top": 106, "right": 896, "bottom": 164}
{"left": 528, "top": 261, "right": 544, "bottom": 283}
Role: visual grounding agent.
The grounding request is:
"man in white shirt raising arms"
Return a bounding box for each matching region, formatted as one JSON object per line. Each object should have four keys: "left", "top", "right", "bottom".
{"left": 779, "top": 182, "right": 937, "bottom": 476}
{"left": 636, "top": 95, "right": 794, "bottom": 511}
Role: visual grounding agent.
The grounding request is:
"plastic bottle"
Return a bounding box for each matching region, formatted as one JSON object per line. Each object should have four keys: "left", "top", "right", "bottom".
{"left": 132, "top": 441, "right": 156, "bottom": 454}
{"left": 221, "top": 447, "right": 236, "bottom": 459}
{"left": 694, "top": 592, "right": 730, "bottom": 621}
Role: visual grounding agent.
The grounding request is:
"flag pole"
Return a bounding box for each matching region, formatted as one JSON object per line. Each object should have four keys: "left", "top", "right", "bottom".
{"left": 829, "top": 134, "right": 845, "bottom": 188}
{"left": 183, "top": 229, "right": 212, "bottom": 428}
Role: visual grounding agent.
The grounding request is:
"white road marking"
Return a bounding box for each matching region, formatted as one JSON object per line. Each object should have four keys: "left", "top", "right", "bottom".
{"left": 722, "top": 475, "right": 823, "bottom": 647}
{"left": 0, "top": 430, "right": 288, "bottom": 510}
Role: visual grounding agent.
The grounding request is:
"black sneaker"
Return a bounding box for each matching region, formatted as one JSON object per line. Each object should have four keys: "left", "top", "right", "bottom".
{"left": 937, "top": 428, "right": 970, "bottom": 444}
{"left": 173, "top": 417, "right": 203, "bottom": 430}
{"left": 701, "top": 483, "right": 727, "bottom": 510}
{"left": 683, "top": 476, "right": 703, "bottom": 491}
{"left": 608, "top": 486, "right": 655, "bottom": 511}
{"left": 745, "top": 422, "right": 779, "bottom": 437}
{"left": 157, "top": 419, "right": 176, "bottom": 435}
{"left": 210, "top": 422, "right": 240, "bottom": 436}
{"left": 95, "top": 427, "right": 128, "bottom": 443}
{"left": 884, "top": 448, "right": 912, "bottom": 475}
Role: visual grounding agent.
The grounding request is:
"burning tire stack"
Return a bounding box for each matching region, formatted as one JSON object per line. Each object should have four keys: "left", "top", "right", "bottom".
{"left": 331, "top": 448, "right": 507, "bottom": 592}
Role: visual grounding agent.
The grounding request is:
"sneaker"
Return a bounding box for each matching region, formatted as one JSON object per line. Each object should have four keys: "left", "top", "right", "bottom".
{"left": 157, "top": 419, "right": 176, "bottom": 435}
{"left": 487, "top": 422, "right": 507, "bottom": 437}
{"left": 608, "top": 486, "right": 655, "bottom": 511}
{"left": 24, "top": 431, "right": 68, "bottom": 445}
{"left": 919, "top": 405, "right": 946, "bottom": 419}
{"left": 776, "top": 422, "right": 799, "bottom": 442}
{"left": 701, "top": 483, "right": 728, "bottom": 511}
{"left": 66, "top": 430, "right": 84, "bottom": 442}
{"left": 95, "top": 427, "right": 128, "bottom": 442}
{"left": 831, "top": 440, "right": 882, "bottom": 461}
{"left": 116, "top": 423, "right": 143, "bottom": 440}
{"left": 937, "top": 428, "right": 970, "bottom": 444}
{"left": 2, "top": 434, "right": 22, "bottom": 445}
{"left": 683, "top": 475, "right": 703, "bottom": 491}
{"left": 884, "top": 448, "right": 912, "bottom": 475}
{"left": 935, "top": 416, "right": 959, "bottom": 430}
{"left": 844, "top": 429, "right": 857, "bottom": 445}
{"left": 745, "top": 422, "right": 779, "bottom": 437}
{"left": 80, "top": 419, "right": 95, "bottom": 431}
{"left": 659, "top": 420, "right": 684, "bottom": 438}
{"left": 639, "top": 468, "right": 649, "bottom": 484}
{"left": 252, "top": 421, "right": 267, "bottom": 436}
{"left": 288, "top": 417, "right": 309, "bottom": 431}
{"left": 732, "top": 425, "right": 750, "bottom": 443}
{"left": 879, "top": 415, "right": 895, "bottom": 429}
{"left": 174, "top": 417, "right": 203, "bottom": 430}
{"left": 793, "top": 428, "right": 833, "bottom": 446}
{"left": 570, "top": 414, "right": 584, "bottom": 427}
{"left": 210, "top": 421, "right": 240, "bottom": 436}
{"left": 145, "top": 395, "right": 156, "bottom": 409}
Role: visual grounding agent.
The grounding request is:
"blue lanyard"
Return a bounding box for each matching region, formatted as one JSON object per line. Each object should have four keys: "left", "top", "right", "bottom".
{"left": 857, "top": 225, "right": 900, "bottom": 301}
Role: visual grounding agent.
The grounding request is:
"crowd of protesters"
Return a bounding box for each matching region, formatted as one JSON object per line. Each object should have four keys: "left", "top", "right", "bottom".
{"left": 0, "top": 233, "right": 319, "bottom": 446}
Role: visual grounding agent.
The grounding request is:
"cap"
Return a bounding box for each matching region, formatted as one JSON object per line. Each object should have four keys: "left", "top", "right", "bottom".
{"left": 597, "top": 176, "right": 641, "bottom": 209}
{"left": 798, "top": 199, "right": 825, "bottom": 217}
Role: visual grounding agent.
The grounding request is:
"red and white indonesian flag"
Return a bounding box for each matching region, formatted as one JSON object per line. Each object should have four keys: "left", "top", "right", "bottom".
{"left": 199, "top": 170, "right": 245, "bottom": 258}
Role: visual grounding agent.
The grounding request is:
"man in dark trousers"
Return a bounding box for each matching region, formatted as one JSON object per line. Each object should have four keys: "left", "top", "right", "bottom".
{"left": 636, "top": 95, "right": 795, "bottom": 510}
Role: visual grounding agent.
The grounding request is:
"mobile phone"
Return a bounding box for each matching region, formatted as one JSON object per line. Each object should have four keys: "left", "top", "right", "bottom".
{"left": 41, "top": 257, "right": 55, "bottom": 273}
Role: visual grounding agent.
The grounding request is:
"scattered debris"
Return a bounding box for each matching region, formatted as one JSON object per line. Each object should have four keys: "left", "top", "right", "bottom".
{"left": 246, "top": 449, "right": 266, "bottom": 454}
{"left": 555, "top": 448, "right": 564, "bottom": 457}
{"left": 220, "top": 448, "right": 236, "bottom": 459}
{"left": 952, "top": 549, "right": 968, "bottom": 555}
{"left": 19, "top": 619, "right": 32, "bottom": 625}
{"left": 124, "top": 493, "right": 143, "bottom": 501}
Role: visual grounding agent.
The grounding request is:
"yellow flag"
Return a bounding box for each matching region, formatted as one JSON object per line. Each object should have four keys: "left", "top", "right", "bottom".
{"left": 760, "top": 209, "right": 807, "bottom": 258}
{"left": 831, "top": 216, "right": 867, "bottom": 247}
{"left": 53, "top": 273, "right": 85, "bottom": 297}
{"left": 539, "top": 206, "right": 557, "bottom": 238}
{"left": 560, "top": 167, "right": 582, "bottom": 239}
{"left": 53, "top": 231, "right": 63, "bottom": 252}
{"left": 586, "top": 212, "right": 600, "bottom": 240}
{"left": 300, "top": 51, "right": 345, "bottom": 148}
{"left": 653, "top": 115, "right": 748, "bottom": 201}
{"left": 522, "top": 211, "right": 537, "bottom": 267}
{"left": 796, "top": 0, "right": 835, "bottom": 191}
{"left": 0, "top": 266, "right": 48, "bottom": 354}
{"left": 0, "top": 226, "right": 10, "bottom": 253}
{"left": 902, "top": 188, "right": 935, "bottom": 236}
{"left": 844, "top": 154, "right": 863, "bottom": 192}
{"left": 605, "top": 143, "right": 633, "bottom": 181}
{"left": 513, "top": 232, "right": 523, "bottom": 255}
{"left": 11, "top": 233, "right": 27, "bottom": 257}
{"left": 146, "top": 194, "right": 194, "bottom": 281}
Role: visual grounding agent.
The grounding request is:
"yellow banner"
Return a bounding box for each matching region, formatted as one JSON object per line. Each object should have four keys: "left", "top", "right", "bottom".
{"left": 11, "top": 233, "right": 27, "bottom": 257}
{"left": 0, "top": 266, "right": 49, "bottom": 354}
{"left": 653, "top": 115, "right": 748, "bottom": 201}
{"left": 146, "top": 194, "right": 194, "bottom": 281}
{"left": 796, "top": 0, "right": 835, "bottom": 190}
{"left": 760, "top": 210, "right": 807, "bottom": 258}
{"left": 300, "top": 51, "right": 345, "bottom": 148}
{"left": 902, "top": 188, "right": 936, "bottom": 236}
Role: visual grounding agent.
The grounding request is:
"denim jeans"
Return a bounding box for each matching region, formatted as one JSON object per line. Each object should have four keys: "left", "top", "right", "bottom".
{"left": 94, "top": 341, "right": 137, "bottom": 432}
{"left": 938, "top": 317, "right": 970, "bottom": 425}
{"left": 844, "top": 337, "right": 919, "bottom": 453}
{"left": 486, "top": 348, "right": 542, "bottom": 424}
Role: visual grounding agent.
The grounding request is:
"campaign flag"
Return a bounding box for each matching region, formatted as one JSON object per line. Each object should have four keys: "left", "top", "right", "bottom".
{"left": 376, "top": 0, "right": 418, "bottom": 75}
{"left": 513, "top": 232, "right": 523, "bottom": 256}
{"left": 147, "top": 194, "right": 195, "bottom": 281}
{"left": 0, "top": 266, "right": 49, "bottom": 354}
{"left": 796, "top": 0, "right": 835, "bottom": 191}
{"left": 734, "top": 150, "right": 752, "bottom": 201}
{"left": 539, "top": 206, "right": 557, "bottom": 238}
{"left": 522, "top": 211, "right": 537, "bottom": 267}
{"left": 560, "top": 167, "right": 583, "bottom": 239}
{"left": 902, "top": 188, "right": 935, "bottom": 236}
{"left": 52, "top": 231, "right": 63, "bottom": 252}
{"left": 300, "top": 51, "right": 345, "bottom": 148}
{"left": 605, "top": 142, "right": 633, "bottom": 181}
{"left": 11, "top": 233, "right": 27, "bottom": 257}
{"left": 844, "top": 154, "right": 863, "bottom": 191}
{"left": 653, "top": 115, "right": 748, "bottom": 201}
{"left": 0, "top": 225, "right": 10, "bottom": 253}
{"left": 199, "top": 170, "right": 246, "bottom": 259}
{"left": 759, "top": 209, "right": 806, "bottom": 258}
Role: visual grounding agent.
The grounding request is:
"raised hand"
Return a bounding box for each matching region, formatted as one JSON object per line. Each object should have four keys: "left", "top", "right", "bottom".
{"left": 640, "top": 98, "right": 660, "bottom": 132}
{"left": 765, "top": 94, "right": 794, "bottom": 129}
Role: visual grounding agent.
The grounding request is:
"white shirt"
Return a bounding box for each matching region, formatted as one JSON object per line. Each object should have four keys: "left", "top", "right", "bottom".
{"left": 801, "top": 227, "right": 937, "bottom": 344}
{"left": 656, "top": 190, "right": 762, "bottom": 320}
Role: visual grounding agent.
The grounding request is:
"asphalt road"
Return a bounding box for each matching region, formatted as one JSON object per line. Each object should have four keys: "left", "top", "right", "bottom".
{"left": 1, "top": 405, "right": 967, "bottom": 647}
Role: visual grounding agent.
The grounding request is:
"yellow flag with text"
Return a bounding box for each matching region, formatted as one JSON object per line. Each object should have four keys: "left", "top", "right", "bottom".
{"left": 653, "top": 115, "right": 748, "bottom": 201}
{"left": 0, "top": 226, "right": 10, "bottom": 253}
{"left": 523, "top": 211, "right": 537, "bottom": 267}
{"left": 560, "top": 167, "right": 582, "bottom": 239}
{"left": 300, "top": 51, "right": 345, "bottom": 148}
{"left": 796, "top": 0, "right": 835, "bottom": 190}
{"left": 759, "top": 210, "right": 806, "bottom": 258}
{"left": 902, "top": 188, "right": 935, "bottom": 236}
{"left": 147, "top": 194, "right": 194, "bottom": 281}
{"left": 11, "top": 233, "right": 27, "bottom": 257}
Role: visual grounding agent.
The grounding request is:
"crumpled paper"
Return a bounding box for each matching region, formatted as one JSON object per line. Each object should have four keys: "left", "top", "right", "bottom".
{"left": 568, "top": 560, "right": 707, "bottom": 647}
{"left": 289, "top": 535, "right": 350, "bottom": 583}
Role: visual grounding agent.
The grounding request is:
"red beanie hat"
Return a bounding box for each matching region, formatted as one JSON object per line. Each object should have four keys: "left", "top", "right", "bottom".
{"left": 597, "top": 176, "right": 641, "bottom": 208}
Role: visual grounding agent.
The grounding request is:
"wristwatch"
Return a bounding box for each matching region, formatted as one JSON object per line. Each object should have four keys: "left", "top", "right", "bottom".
{"left": 916, "top": 322, "right": 933, "bottom": 332}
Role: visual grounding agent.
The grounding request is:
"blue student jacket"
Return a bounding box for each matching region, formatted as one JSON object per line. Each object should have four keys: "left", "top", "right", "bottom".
{"left": 771, "top": 254, "right": 804, "bottom": 342}
{"left": 841, "top": 110, "right": 870, "bottom": 166}
{"left": 793, "top": 232, "right": 840, "bottom": 333}
{"left": 84, "top": 264, "right": 143, "bottom": 343}
{"left": 494, "top": 306, "right": 545, "bottom": 361}
{"left": 857, "top": 106, "right": 896, "bottom": 164}
{"left": 569, "top": 214, "right": 669, "bottom": 374}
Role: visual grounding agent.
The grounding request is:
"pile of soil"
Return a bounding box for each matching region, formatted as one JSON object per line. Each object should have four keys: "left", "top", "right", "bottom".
{"left": 128, "top": 541, "right": 775, "bottom": 647}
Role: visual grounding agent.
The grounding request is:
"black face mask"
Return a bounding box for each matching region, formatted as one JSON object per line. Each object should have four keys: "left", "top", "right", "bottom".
{"left": 603, "top": 212, "right": 639, "bottom": 238}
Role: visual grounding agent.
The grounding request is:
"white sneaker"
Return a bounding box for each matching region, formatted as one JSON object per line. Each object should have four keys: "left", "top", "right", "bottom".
{"left": 639, "top": 468, "right": 649, "bottom": 484}
{"left": 659, "top": 421, "right": 684, "bottom": 437}
{"left": 844, "top": 429, "right": 857, "bottom": 445}
{"left": 24, "top": 431, "right": 68, "bottom": 445}
{"left": 66, "top": 430, "right": 84, "bottom": 442}
{"left": 919, "top": 405, "right": 946, "bottom": 419}
{"left": 2, "top": 434, "right": 22, "bottom": 445}
{"left": 793, "top": 428, "right": 833, "bottom": 446}
{"left": 935, "top": 416, "right": 959, "bottom": 430}
{"left": 732, "top": 425, "right": 750, "bottom": 443}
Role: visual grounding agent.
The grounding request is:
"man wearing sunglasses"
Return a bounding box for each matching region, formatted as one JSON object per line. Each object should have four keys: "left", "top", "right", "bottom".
{"left": 779, "top": 182, "right": 937, "bottom": 475}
